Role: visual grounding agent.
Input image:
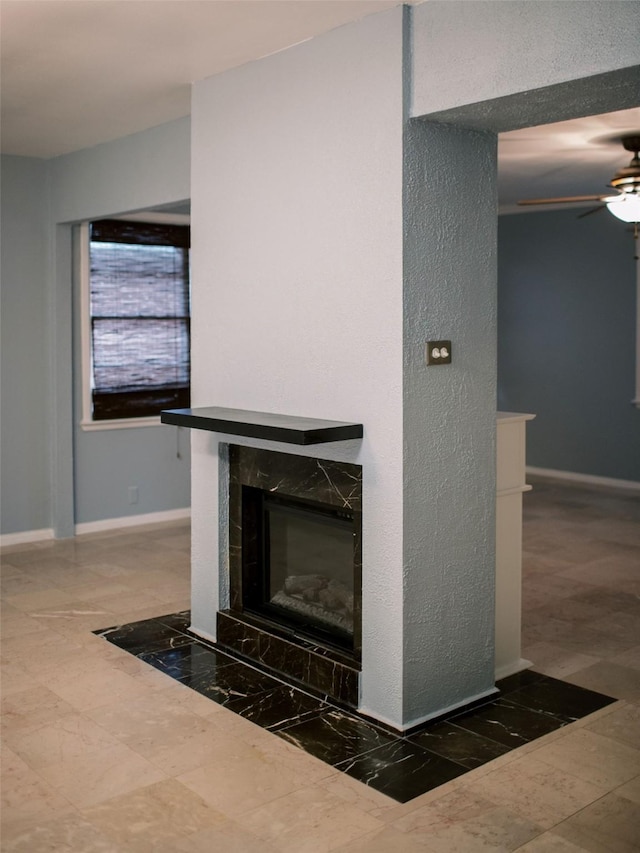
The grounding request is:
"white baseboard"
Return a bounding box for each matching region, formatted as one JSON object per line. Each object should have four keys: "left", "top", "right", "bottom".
{"left": 75, "top": 508, "right": 191, "bottom": 535}
{"left": 526, "top": 466, "right": 640, "bottom": 492}
{"left": 0, "top": 528, "right": 55, "bottom": 547}
{"left": 390, "top": 686, "right": 500, "bottom": 733}
{"left": 495, "top": 658, "right": 533, "bottom": 682}
{"left": 2, "top": 510, "right": 191, "bottom": 547}
{"left": 187, "top": 625, "right": 217, "bottom": 645}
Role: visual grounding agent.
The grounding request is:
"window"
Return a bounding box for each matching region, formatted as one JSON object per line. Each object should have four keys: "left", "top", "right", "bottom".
{"left": 81, "top": 218, "right": 190, "bottom": 425}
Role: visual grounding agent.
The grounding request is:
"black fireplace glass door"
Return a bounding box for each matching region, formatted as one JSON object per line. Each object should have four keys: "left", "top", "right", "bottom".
{"left": 267, "top": 498, "right": 354, "bottom": 638}
{"left": 242, "top": 487, "right": 355, "bottom": 646}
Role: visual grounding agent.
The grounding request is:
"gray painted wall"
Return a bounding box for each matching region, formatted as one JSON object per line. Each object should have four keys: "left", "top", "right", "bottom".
{"left": 1, "top": 156, "right": 50, "bottom": 534}
{"left": 60, "top": 119, "right": 192, "bottom": 528}
{"left": 49, "top": 119, "right": 191, "bottom": 223}
{"left": 1, "top": 118, "right": 192, "bottom": 536}
{"left": 498, "top": 209, "right": 640, "bottom": 482}
{"left": 412, "top": 1, "right": 640, "bottom": 124}
{"left": 403, "top": 120, "right": 498, "bottom": 722}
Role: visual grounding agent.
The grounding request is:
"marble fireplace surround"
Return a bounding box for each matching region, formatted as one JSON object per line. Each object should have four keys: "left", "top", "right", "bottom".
{"left": 219, "top": 444, "right": 363, "bottom": 708}
{"left": 161, "top": 407, "right": 366, "bottom": 709}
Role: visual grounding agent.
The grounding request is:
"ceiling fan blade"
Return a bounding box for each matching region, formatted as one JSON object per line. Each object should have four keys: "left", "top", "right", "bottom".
{"left": 517, "top": 194, "right": 607, "bottom": 206}
{"left": 577, "top": 205, "right": 606, "bottom": 219}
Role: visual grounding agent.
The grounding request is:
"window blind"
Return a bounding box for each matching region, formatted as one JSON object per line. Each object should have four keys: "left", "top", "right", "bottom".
{"left": 89, "top": 219, "right": 190, "bottom": 420}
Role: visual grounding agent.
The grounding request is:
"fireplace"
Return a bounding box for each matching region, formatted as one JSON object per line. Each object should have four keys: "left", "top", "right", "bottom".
{"left": 218, "top": 444, "right": 362, "bottom": 706}
{"left": 242, "top": 487, "right": 356, "bottom": 650}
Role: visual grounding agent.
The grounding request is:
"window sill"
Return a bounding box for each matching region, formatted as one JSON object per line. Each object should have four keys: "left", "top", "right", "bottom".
{"left": 80, "top": 416, "right": 163, "bottom": 432}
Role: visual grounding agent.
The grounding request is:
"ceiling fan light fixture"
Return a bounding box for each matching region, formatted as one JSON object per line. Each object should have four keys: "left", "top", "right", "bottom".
{"left": 604, "top": 192, "right": 640, "bottom": 223}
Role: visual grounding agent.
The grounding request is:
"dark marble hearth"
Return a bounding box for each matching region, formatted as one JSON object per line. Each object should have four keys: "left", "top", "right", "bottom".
{"left": 502, "top": 677, "right": 615, "bottom": 723}
{"left": 217, "top": 610, "right": 359, "bottom": 707}
{"left": 276, "top": 709, "right": 395, "bottom": 766}
{"left": 407, "top": 721, "right": 511, "bottom": 769}
{"left": 95, "top": 611, "right": 616, "bottom": 804}
{"left": 225, "top": 685, "right": 328, "bottom": 730}
{"left": 338, "top": 740, "right": 467, "bottom": 803}
{"left": 97, "top": 616, "right": 193, "bottom": 656}
{"left": 447, "top": 697, "right": 565, "bottom": 748}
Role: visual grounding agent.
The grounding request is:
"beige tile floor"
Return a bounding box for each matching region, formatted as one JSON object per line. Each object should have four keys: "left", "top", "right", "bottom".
{"left": 1, "top": 479, "right": 639, "bottom": 851}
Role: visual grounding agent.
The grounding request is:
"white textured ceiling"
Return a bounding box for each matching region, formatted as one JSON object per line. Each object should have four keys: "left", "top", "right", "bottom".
{"left": 1, "top": 0, "right": 638, "bottom": 210}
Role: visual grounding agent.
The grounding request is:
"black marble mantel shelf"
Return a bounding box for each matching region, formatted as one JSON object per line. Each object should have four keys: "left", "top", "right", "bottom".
{"left": 161, "top": 407, "right": 363, "bottom": 445}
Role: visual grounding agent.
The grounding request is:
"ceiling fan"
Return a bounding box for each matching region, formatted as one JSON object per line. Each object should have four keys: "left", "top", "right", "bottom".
{"left": 518, "top": 134, "right": 640, "bottom": 228}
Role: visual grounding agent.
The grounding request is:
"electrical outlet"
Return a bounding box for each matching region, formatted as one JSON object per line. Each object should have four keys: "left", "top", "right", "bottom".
{"left": 128, "top": 486, "right": 139, "bottom": 505}
{"left": 426, "top": 340, "right": 452, "bottom": 365}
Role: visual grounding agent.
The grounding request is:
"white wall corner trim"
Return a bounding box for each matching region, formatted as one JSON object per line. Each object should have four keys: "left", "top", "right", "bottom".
{"left": 495, "top": 658, "right": 534, "bottom": 682}
{"left": 75, "top": 507, "right": 190, "bottom": 535}
{"left": 185, "top": 625, "right": 217, "bottom": 645}
{"left": 527, "top": 466, "right": 640, "bottom": 492}
{"left": 0, "top": 528, "right": 55, "bottom": 548}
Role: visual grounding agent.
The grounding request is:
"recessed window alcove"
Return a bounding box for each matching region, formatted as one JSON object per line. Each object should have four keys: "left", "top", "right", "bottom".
{"left": 219, "top": 444, "right": 362, "bottom": 706}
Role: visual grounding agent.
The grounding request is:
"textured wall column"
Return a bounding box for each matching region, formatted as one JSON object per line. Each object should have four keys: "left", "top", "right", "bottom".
{"left": 402, "top": 120, "right": 498, "bottom": 725}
